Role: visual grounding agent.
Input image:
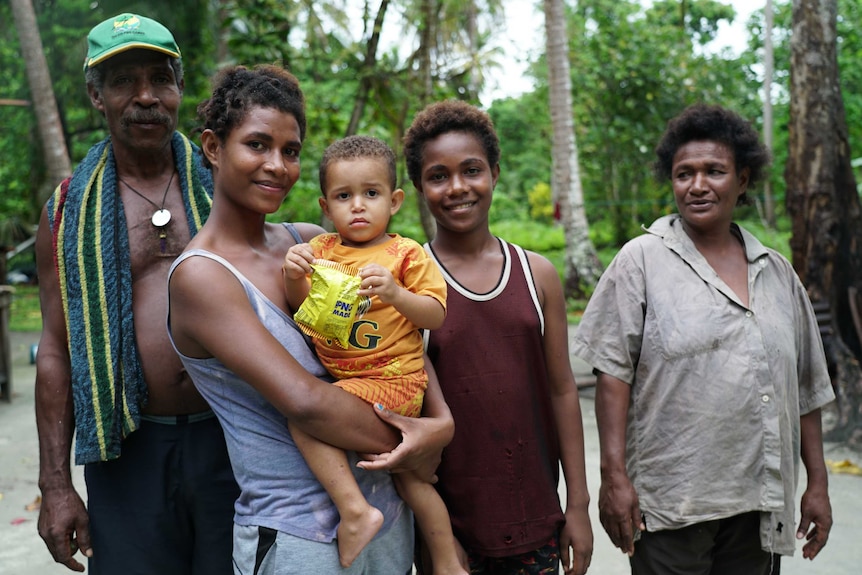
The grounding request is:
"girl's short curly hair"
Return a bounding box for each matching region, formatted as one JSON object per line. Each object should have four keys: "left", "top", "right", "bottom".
{"left": 403, "top": 100, "right": 500, "bottom": 186}
{"left": 654, "top": 103, "right": 770, "bottom": 203}
{"left": 197, "top": 64, "right": 306, "bottom": 169}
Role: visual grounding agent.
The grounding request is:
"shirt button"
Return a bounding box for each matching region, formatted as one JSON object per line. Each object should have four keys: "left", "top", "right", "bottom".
{"left": 746, "top": 311, "right": 753, "bottom": 317}
{"left": 762, "top": 395, "right": 770, "bottom": 403}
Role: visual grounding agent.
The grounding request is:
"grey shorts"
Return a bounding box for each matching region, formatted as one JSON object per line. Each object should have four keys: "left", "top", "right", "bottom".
{"left": 233, "top": 509, "right": 414, "bottom": 575}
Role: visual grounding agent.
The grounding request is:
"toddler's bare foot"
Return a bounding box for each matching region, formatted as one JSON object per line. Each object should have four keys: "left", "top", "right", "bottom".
{"left": 336, "top": 506, "right": 384, "bottom": 567}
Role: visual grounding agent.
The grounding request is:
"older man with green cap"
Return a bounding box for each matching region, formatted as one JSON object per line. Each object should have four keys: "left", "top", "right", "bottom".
{"left": 34, "top": 13, "right": 238, "bottom": 573}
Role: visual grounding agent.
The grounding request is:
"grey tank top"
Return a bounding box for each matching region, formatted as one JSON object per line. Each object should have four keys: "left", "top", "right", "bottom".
{"left": 166, "top": 231, "right": 404, "bottom": 541}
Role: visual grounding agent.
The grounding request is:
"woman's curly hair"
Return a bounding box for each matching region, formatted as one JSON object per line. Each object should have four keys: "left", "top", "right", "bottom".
{"left": 403, "top": 100, "right": 500, "bottom": 186}
{"left": 654, "top": 103, "right": 771, "bottom": 204}
{"left": 197, "top": 64, "right": 305, "bottom": 168}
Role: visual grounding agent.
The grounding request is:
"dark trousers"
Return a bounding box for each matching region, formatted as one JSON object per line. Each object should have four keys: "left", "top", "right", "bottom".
{"left": 85, "top": 415, "right": 239, "bottom": 575}
{"left": 630, "top": 511, "right": 780, "bottom": 575}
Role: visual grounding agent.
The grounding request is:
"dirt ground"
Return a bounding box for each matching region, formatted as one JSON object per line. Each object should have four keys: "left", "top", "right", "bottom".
{"left": 1, "top": 329, "right": 859, "bottom": 574}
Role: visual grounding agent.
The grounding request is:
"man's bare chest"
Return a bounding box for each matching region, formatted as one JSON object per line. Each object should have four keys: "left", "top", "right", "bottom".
{"left": 123, "top": 192, "right": 193, "bottom": 260}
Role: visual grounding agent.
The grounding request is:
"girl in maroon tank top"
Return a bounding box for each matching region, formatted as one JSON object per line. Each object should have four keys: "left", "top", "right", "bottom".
{"left": 403, "top": 100, "right": 594, "bottom": 575}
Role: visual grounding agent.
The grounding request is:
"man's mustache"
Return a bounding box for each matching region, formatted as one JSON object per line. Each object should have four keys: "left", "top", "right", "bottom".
{"left": 122, "top": 111, "right": 170, "bottom": 127}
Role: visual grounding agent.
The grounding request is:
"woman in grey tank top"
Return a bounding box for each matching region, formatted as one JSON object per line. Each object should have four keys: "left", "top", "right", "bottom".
{"left": 167, "top": 64, "right": 454, "bottom": 574}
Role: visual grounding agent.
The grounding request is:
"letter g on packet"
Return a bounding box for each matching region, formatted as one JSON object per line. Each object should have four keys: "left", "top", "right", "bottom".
{"left": 294, "top": 259, "right": 371, "bottom": 348}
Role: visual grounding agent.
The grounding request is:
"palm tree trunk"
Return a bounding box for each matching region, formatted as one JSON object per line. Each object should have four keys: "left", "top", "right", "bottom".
{"left": 10, "top": 0, "right": 71, "bottom": 207}
{"left": 346, "top": 0, "right": 390, "bottom": 136}
{"left": 762, "top": 0, "right": 776, "bottom": 228}
{"left": 415, "top": 0, "right": 438, "bottom": 241}
{"left": 543, "top": 0, "right": 601, "bottom": 298}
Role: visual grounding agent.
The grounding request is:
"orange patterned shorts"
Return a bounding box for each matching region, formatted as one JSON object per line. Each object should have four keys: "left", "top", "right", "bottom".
{"left": 335, "top": 369, "right": 427, "bottom": 417}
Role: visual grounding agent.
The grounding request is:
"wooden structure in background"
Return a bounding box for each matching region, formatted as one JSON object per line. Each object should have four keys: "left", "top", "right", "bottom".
{"left": 0, "top": 286, "right": 13, "bottom": 401}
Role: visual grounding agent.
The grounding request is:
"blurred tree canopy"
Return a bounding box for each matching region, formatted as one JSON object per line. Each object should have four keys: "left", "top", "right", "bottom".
{"left": 3, "top": 0, "right": 862, "bottom": 253}
{"left": 5, "top": 0, "right": 862, "bottom": 443}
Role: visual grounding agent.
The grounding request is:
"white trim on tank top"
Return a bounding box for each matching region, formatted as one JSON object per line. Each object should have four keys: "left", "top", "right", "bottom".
{"left": 422, "top": 238, "right": 545, "bottom": 353}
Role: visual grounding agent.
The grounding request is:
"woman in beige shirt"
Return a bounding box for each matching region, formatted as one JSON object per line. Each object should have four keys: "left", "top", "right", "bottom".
{"left": 572, "top": 103, "right": 834, "bottom": 575}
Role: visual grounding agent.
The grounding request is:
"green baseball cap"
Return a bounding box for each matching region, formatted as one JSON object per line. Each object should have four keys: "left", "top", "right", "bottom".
{"left": 84, "top": 13, "right": 181, "bottom": 71}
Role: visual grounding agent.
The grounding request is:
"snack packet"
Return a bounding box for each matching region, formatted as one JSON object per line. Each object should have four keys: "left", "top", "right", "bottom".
{"left": 294, "top": 259, "right": 371, "bottom": 348}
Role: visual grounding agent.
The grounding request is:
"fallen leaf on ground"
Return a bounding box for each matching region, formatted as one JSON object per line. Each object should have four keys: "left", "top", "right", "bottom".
{"left": 10, "top": 517, "right": 28, "bottom": 526}
{"left": 25, "top": 495, "right": 41, "bottom": 511}
{"left": 825, "top": 459, "right": 862, "bottom": 476}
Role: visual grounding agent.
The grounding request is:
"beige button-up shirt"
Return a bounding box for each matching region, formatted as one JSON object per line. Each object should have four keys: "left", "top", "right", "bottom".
{"left": 572, "top": 214, "right": 834, "bottom": 555}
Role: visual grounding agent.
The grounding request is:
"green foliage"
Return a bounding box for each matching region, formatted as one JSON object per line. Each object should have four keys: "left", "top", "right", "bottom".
{"left": 221, "top": 0, "right": 298, "bottom": 68}
{"left": 562, "top": 0, "right": 761, "bottom": 248}
{"left": 388, "top": 192, "right": 429, "bottom": 244}
{"left": 527, "top": 182, "right": 554, "bottom": 223}
{"left": 746, "top": 0, "right": 862, "bottom": 215}
{"left": 587, "top": 216, "right": 647, "bottom": 250}
{"left": 1, "top": 0, "right": 219, "bottom": 229}
{"left": 8, "top": 285, "right": 42, "bottom": 333}
{"left": 648, "top": 0, "right": 736, "bottom": 44}
{"left": 489, "top": 92, "right": 553, "bottom": 206}
{"left": 565, "top": 296, "right": 589, "bottom": 324}
{"left": 0, "top": 0, "right": 858, "bottom": 301}
{"left": 1, "top": 1, "right": 41, "bottom": 222}
{"left": 736, "top": 216, "right": 793, "bottom": 259}
{"left": 837, "top": 0, "right": 862, "bottom": 159}
{"left": 485, "top": 0, "right": 771, "bottom": 256}
{"left": 490, "top": 220, "right": 565, "bottom": 252}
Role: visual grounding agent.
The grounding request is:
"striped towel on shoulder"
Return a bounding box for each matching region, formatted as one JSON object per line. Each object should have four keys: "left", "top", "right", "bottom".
{"left": 48, "top": 131, "right": 212, "bottom": 464}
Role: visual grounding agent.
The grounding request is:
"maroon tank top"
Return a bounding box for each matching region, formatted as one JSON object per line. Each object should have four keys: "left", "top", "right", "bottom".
{"left": 425, "top": 239, "right": 564, "bottom": 557}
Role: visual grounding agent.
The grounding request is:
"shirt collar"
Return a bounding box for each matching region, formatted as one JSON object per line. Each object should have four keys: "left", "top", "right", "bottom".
{"left": 644, "top": 213, "right": 770, "bottom": 264}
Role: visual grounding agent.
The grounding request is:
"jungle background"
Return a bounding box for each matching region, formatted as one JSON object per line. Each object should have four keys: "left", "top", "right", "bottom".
{"left": 2, "top": 0, "right": 862, "bottom": 445}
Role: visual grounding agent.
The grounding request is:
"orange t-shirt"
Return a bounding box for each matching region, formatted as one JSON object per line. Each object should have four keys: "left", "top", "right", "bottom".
{"left": 308, "top": 233, "right": 446, "bottom": 416}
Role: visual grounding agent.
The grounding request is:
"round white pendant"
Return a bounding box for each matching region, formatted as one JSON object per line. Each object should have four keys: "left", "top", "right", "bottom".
{"left": 152, "top": 209, "right": 172, "bottom": 227}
